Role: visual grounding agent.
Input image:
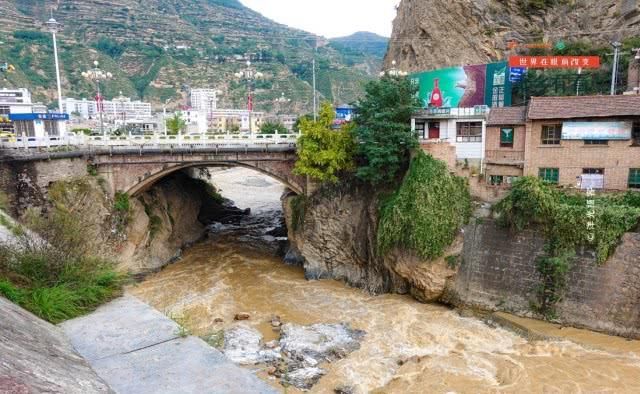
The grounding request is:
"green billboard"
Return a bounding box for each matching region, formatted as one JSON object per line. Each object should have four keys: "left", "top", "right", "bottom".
{"left": 411, "top": 62, "right": 511, "bottom": 109}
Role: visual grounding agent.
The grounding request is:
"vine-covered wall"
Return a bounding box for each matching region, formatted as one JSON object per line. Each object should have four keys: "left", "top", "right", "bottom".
{"left": 446, "top": 219, "right": 640, "bottom": 339}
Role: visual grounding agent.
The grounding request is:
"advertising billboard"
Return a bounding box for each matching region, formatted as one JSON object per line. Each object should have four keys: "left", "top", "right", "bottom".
{"left": 411, "top": 62, "right": 511, "bottom": 109}
{"left": 562, "top": 121, "right": 632, "bottom": 140}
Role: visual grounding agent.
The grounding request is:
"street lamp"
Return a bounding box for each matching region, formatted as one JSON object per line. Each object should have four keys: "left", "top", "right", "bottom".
{"left": 45, "top": 12, "right": 64, "bottom": 113}
{"left": 610, "top": 41, "right": 622, "bottom": 96}
{"left": 81, "top": 61, "right": 112, "bottom": 137}
{"left": 380, "top": 60, "right": 408, "bottom": 77}
{"left": 234, "top": 60, "right": 264, "bottom": 133}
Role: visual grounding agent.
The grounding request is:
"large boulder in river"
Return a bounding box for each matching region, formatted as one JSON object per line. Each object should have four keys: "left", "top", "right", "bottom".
{"left": 223, "top": 325, "right": 280, "bottom": 365}
{"left": 279, "top": 323, "right": 364, "bottom": 389}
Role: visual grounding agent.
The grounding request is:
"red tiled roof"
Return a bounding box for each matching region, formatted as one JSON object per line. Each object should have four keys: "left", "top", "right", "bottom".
{"left": 527, "top": 95, "right": 640, "bottom": 120}
{"left": 487, "top": 106, "right": 527, "bottom": 125}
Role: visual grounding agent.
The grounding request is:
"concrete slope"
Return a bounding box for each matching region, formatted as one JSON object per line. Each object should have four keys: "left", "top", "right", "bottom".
{"left": 0, "top": 297, "right": 111, "bottom": 393}
{"left": 60, "top": 295, "right": 277, "bottom": 394}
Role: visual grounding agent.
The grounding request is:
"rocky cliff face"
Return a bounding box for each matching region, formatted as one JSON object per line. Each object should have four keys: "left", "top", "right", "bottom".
{"left": 385, "top": 0, "right": 640, "bottom": 72}
{"left": 283, "top": 185, "right": 460, "bottom": 302}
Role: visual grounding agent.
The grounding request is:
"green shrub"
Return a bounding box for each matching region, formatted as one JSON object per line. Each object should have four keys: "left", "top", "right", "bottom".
{"left": 114, "top": 192, "right": 130, "bottom": 212}
{"left": 377, "top": 151, "right": 471, "bottom": 259}
{"left": 495, "top": 177, "right": 640, "bottom": 263}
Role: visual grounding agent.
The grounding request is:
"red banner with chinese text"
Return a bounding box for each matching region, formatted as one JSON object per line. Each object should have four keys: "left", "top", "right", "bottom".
{"left": 509, "top": 56, "right": 600, "bottom": 69}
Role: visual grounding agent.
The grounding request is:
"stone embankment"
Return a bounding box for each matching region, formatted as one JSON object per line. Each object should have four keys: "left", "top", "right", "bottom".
{"left": 60, "top": 295, "right": 277, "bottom": 394}
{"left": 445, "top": 219, "right": 640, "bottom": 339}
{"left": 0, "top": 297, "right": 111, "bottom": 393}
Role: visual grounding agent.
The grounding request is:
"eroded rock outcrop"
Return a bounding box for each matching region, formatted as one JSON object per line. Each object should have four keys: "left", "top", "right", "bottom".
{"left": 283, "top": 185, "right": 461, "bottom": 302}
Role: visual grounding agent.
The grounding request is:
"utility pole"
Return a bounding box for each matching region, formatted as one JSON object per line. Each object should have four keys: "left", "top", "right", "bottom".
{"left": 610, "top": 41, "right": 622, "bottom": 96}
{"left": 634, "top": 48, "right": 640, "bottom": 94}
{"left": 45, "top": 11, "right": 63, "bottom": 113}
{"left": 312, "top": 53, "right": 317, "bottom": 122}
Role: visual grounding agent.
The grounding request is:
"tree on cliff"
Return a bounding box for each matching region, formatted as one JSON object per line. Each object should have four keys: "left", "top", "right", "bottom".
{"left": 354, "top": 75, "right": 420, "bottom": 185}
{"left": 294, "top": 102, "right": 356, "bottom": 183}
{"left": 166, "top": 113, "right": 186, "bottom": 135}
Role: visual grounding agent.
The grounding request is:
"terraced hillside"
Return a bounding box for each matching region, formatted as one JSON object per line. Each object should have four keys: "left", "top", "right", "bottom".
{"left": 0, "top": 0, "right": 385, "bottom": 113}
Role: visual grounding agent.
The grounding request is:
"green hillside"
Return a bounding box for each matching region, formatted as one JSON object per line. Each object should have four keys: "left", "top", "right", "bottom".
{"left": 0, "top": 0, "right": 379, "bottom": 113}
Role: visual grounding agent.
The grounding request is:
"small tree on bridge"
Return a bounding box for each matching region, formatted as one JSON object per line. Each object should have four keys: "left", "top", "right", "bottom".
{"left": 166, "top": 113, "right": 186, "bottom": 135}
{"left": 294, "top": 102, "right": 356, "bottom": 183}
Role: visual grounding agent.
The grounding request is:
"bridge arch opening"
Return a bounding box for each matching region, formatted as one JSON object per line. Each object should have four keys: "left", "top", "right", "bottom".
{"left": 126, "top": 161, "right": 302, "bottom": 198}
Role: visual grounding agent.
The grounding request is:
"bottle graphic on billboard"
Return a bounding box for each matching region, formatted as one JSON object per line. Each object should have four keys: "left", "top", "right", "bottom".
{"left": 429, "top": 78, "right": 443, "bottom": 107}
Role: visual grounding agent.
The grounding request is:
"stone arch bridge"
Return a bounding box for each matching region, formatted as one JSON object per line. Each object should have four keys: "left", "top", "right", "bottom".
{"left": 0, "top": 145, "right": 305, "bottom": 211}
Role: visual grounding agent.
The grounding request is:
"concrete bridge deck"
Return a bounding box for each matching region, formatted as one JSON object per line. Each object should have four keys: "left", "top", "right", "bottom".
{"left": 60, "top": 295, "right": 277, "bottom": 394}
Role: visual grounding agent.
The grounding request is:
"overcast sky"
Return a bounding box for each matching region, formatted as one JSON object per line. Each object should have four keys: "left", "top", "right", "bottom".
{"left": 240, "top": 0, "right": 399, "bottom": 38}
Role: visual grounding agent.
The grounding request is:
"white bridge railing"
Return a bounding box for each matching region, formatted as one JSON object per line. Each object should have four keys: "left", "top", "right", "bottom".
{"left": 0, "top": 133, "right": 299, "bottom": 150}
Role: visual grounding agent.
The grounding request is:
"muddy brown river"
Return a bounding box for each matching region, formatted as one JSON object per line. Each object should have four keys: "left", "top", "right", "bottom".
{"left": 129, "top": 168, "right": 640, "bottom": 393}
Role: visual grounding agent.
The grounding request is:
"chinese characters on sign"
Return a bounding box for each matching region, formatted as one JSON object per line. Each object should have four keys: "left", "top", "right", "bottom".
{"left": 508, "top": 56, "right": 601, "bottom": 69}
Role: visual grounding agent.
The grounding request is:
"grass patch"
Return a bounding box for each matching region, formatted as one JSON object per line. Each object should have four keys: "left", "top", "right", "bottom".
{"left": 377, "top": 151, "right": 471, "bottom": 259}
{"left": 289, "top": 195, "right": 307, "bottom": 231}
{"left": 0, "top": 204, "right": 124, "bottom": 323}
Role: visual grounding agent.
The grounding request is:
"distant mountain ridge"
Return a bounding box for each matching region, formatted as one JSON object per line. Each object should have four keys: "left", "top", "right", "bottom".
{"left": 330, "top": 32, "right": 389, "bottom": 59}
{"left": 0, "top": 0, "right": 380, "bottom": 112}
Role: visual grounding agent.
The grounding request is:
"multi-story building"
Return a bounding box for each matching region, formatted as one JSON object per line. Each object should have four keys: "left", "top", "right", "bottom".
{"left": 484, "top": 106, "right": 527, "bottom": 186}
{"left": 63, "top": 95, "right": 152, "bottom": 121}
{"left": 1, "top": 88, "right": 68, "bottom": 137}
{"left": 485, "top": 95, "right": 640, "bottom": 191}
{"left": 412, "top": 106, "right": 489, "bottom": 168}
{"left": 190, "top": 89, "right": 218, "bottom": 114}
{"left": 264, "top": 114, "right": 297, "bottom": 133}
{"left": 207, "top": 109, "right": 264, "bottom": 133}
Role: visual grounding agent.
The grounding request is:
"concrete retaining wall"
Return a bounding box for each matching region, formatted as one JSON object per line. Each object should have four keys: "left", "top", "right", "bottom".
{"left": 447, "top": 219, "right": 640, "bottom": 338}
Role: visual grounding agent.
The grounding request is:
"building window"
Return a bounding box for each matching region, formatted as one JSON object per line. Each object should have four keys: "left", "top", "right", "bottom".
{"left": 584, "top": 139, "right": 608, "bottom": 145}
{"left": 539, "top": 168, "right": 559, "bottom": 184}
{"left": 541, "top": 124, "right": 562, "bottom": 145}
{"left": 456, "top": 122, "right": 482, "bottom": 142}
{"left": 415, "top": 121, "right": 426, "bottom": 139}
{"left": 633, "top": 122, "right": 640, "bottom": 146}
{"left": 44, "top": 120, "right": 59, "bottom": 136}
{"left": 500, "top": 127, "right": 514, "bottom": 147}
{"left": 489, "top": 175, "right": 504, "bottom": 186}
{"left": 0, "top": 105, "right": 9, "bottom": 115}
{"left": 629, "top": 169, "right": 640, "bottom": 189}
{"left": 583, "top": 168, "right": 604, "bottom": 175}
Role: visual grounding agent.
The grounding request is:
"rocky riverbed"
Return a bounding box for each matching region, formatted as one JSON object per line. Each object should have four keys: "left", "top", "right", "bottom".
{"left": 128, "top": 168, "right": 640, "bottom": 393}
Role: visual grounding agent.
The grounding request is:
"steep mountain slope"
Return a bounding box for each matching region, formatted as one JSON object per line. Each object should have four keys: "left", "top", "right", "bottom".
{"left": 0, "top": 0, "right": 376, "bottom": 112}
{"left": 385, "top": 0, "right": 640, "bottom": 72}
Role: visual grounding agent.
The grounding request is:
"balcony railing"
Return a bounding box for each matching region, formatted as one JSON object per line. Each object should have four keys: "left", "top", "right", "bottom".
{"left": 485, "top": 150, "right": 525, "bottom": 163}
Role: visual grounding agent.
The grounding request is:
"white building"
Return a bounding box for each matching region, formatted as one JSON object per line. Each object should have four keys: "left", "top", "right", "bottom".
{"left": 1, "top": 88, "right": 68, "bottom": 137}
{"left": 63, "top": 94, "right": 152, "bottom": 121}
{"left": 181, "top": 110, "right": 208, "bottom": 134}
{"left": 412, "top": 106, "right": 489, "bottom": 165}
{"left": 208, "top": 109, "right": 264, "bottom": 133}
{"left": 264, "top": 114, "right": 297, "bottom": 132}
{"left": 190, "top": 89, "right": 218, "bottom": 114}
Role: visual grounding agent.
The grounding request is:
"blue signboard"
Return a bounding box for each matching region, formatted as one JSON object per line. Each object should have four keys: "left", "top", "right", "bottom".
{"left": 9, "top": 113, "right": 69, "bottom": 121}
{"left": 335, "top": 106, "right": 355, "bottom": 122}
{"left": 509, "top": 67, "right": 526, "bottom": 83}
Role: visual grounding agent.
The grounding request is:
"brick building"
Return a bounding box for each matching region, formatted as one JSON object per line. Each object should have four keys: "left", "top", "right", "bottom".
{"left": 484, "top": 106, "right": 527, "bottom": 186}
{"left": 486, "top": 95, "right": 640, "bottom": 191}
